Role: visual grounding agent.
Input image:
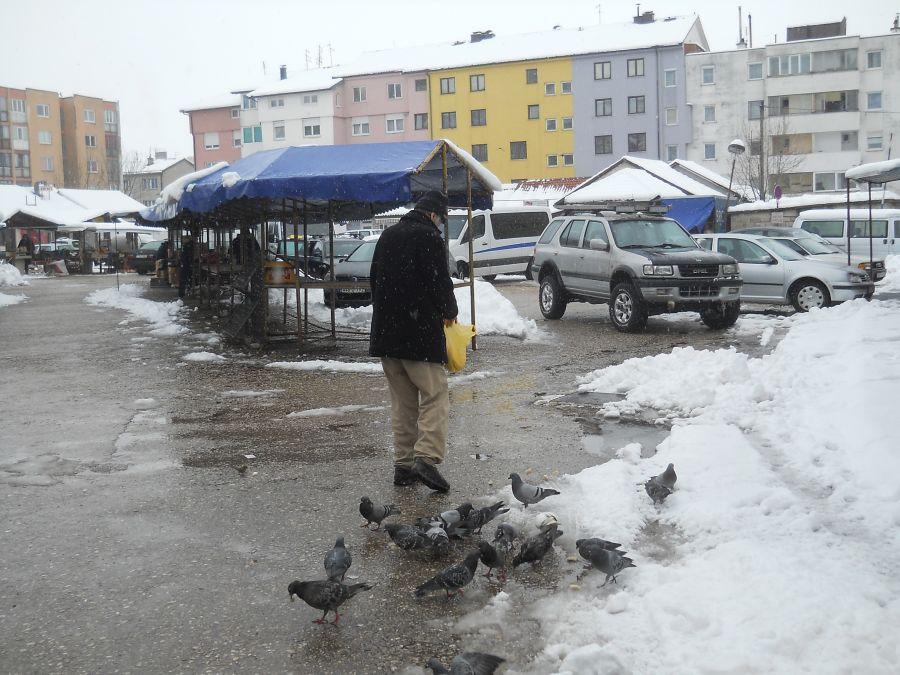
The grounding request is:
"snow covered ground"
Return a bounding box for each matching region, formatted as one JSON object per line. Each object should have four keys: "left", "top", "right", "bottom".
{"left": 0, "top": 262, "right": 28, "bottom": 308}
{"left": 85, "top": 284, "right": 189, "bottom": 337}
{"left": 521, "top": 291, "right": 900, "bottom": 673}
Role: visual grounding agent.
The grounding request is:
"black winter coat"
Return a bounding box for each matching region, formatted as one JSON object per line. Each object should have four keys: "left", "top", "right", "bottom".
{"left": 369, "top": 210, "right": 458, "bottom": 364}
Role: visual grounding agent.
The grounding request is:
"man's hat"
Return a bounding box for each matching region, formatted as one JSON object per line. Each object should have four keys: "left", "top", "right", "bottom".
{"left": 415, "top": 190, "right": 449, "bottom": 222}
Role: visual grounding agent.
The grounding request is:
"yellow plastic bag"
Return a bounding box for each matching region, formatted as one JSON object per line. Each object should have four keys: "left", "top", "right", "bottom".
{"left": 444, "top": 322, "right": 476, "bottom": 373}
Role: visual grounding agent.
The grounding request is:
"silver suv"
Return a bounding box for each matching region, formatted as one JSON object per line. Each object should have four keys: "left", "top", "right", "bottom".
{"left": 531, "top": 213, "right": 743, "bottom": 332}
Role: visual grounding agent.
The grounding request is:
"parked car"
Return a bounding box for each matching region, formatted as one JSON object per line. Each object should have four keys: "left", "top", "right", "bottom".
{"left": 276, "top": 237, "right": 361, "bottom": 278}
{"left": 131, "top": 240, "right": 163, "bottom": 274}
{"left": 793, "top": 208, "right": 900, "bottom": 258}
{"left": 694, "top": 233, "right": 874, "bottom": 312}
{"left": 739, "top": 226, "right": 886, "bottom": 280}
{"left": 450, "top": 206, "right": 557, "bottom": 281}
{"left": 327, "top": 241, "right": 378, "bottom": 308}
{"left": 347, "top": 228, "right": 382, "bottom": 240}
{"left": 531, "top": 213, "right": 743, "bottom": 332}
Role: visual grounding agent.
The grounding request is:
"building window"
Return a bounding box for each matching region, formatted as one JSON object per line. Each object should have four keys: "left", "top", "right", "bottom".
{"left": 353, "top": 87, "right": 366, "bottom": 103}
{"left": 665, "top": 107, "right": 677, "bottom": 125}
{"left": 440, "top": 77, "right": 456, "bottom": 95}
{"left": 814, "top": 172, "right": 846, "bottom": 192}
{"left": 231, "top": 108, "right": 240, "bottom": 118}
{"left": 867, "top": 91, "right": 882, "bottom": 110}
{"left": 415, "top": 78, "right": 428, "bottom": 92}
{"left": 867, "top": 50, "right": 882, "bottom": 69}
{"left": 38, "top": 131, "right": 52, "bottom": 144}
{"left": 36, "top": 104, "right": 50, "bottom": 118}
{"left": 470, "top": 109, "right": 487, "bottom": 126}
{"left": 527, "top": 104, "right": 540, "bottom": 120}
{"left": 302, "top": 94, "right": 318, "bottom": 105}
{"left": 470, "top": 74, "right": 485, "bottom": 92}
{"left": 41, "top": 156, "right": 53, "bottom": 171}
{"left": 545, "top": 118, "right": 557, "bottom": 132}
{"left": 526, "top": 68, "right": 538, "bottom": 84}
{"left": 768, "top": 53, "right": 811, "bottom": 76}
{"left": 666, "top": 145, "right": 678, "bottom": 161}
{"left": 627, "top": 58, "right": 645, "bottom": 77}
{"left": 628, "top": 133, "right": 647, "bottom": 152}
{"left": 547, "top": 154, "right": 559, "bottom": 167}
{"left": 232, "top": 130, "right": 242, "bottom": 147}
{"left": 510, "top": 141, "right": 527, "bottom": 160}
{"left": 85, "top": 134, "right": 97, "bottom": 147}
{"left": 472, "top": 144, "right": 488, "bottom": 161}
{"left": 11, "top": 99, "right": 25, "bottom": 113}
{"left": 594, "top": 61, "right": 612, "bottom": 80}
{"left": 15, "top": 153, "right": 30, "bottom": 177}
{"left": 242, "top": 125, "right": 263, "bottom": 143}
{"left": 562, "top": 153, "right": 574, "bottom": 166}
{"left": 704, "top": 105, "right": 716, "bottom": 122}
{"left": 595, "top": 98, "right": 612, "bottom": 116}
{"left": 562, "top": 116, "right": 573, "bottom": 130}
{"left": 867, "top": 134, "right": 883, "bottom": 151}
{"left": 748, "top": 100, "right": 763, "bottom": 120}
{"left": 241, "top": 95, "right": 257, "bottom": 110}
{"left": 84, "top": 109, "right": 96, "bottom": 123}
{"left": 273, "top": 122, "right": 286, "bottom": 140}
{"left": 203, "top": 131, "right": 220, "bottom": 149}
{"left": 141, "top": 177, "right": 159, "bottom": 190}
{"left": 351, "top": 118, "right": 370, "bottom": 136}
{"left": 628, "top": 95, "right": 646, "bottom": 114}
{"left": 87, "top": 159, "right": 98, "bottom": 173}
{"left": 701, "top": 65, "right": 715, "bottom": 85}
{"left": 748, "top": 62, "right": 763, "bottom": 80}
{"left": 441, "top": 111, "right": 457, "bottom": 129}
{"left": 545, "top": 82, "right": 556, "bottom": 96}
{"left": 14, "top": 126, "right": 26, "bottom": 141}
{"left": 414, "top": 113, "right": 428, "bottom": 130}
{"left": 387, "top": 83, "right": 402, "bottom": 99}
{"left": 664, "top": 69, "right": 676, "bottom": 87}
{"left": 270, "top": 98, "right": 285, "bottom": 108}
{"left": 704, "top": 143, "right": 716, "bottom": 160}
{"left": 561, "top": 81, "right": 572, "bottom": 94}
{"left": 0, "top": 153, "right": 10, "bottom": 177}
{"left": 385, "top": 115, "right": 404, "bottom": 133}
{"left": 595, "top": 135, "right": 613, "bottom": 154}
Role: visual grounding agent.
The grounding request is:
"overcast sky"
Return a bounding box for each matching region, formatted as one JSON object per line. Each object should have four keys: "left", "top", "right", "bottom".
{"left": 3, "top": 0, "right": 896, "bottom": 161}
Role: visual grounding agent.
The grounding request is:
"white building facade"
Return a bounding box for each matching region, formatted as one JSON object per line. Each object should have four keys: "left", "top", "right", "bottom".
{"left": 685, "top": 28, "right": 900, "bottom": 196}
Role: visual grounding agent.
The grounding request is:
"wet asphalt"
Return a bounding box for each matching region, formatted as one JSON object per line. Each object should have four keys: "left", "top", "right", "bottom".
{"left": 0, "top": 274, "right": 764, "bottom": 674}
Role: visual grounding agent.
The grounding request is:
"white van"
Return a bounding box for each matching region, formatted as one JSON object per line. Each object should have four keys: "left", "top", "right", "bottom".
{"left": 794, "top": 208, "right": 900, "bottom": 258}
{"left": 448, "top": 206, "right": 557, "bottom": 279}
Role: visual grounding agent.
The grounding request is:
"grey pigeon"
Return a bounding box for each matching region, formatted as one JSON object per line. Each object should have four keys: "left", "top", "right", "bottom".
{"left": 418, "top": 503, "right": 474, "bottom": 538}
{"left": 493, "top": 523, "right": 518, "bottom": 548}
{"left": 477, "top": 540, "right": 509, "bottom": 582}
{"left": 427, "top": 652, "right": 506, "bottom": 674}
{"left": 579, "top": 546, "right": 635, "bottom": 586}
{"left": 575, "top": 537, "right": 622, "bottom": 553}
{"left": 359, "top": 496, "right": 401, "bottom": 529}
{"left": 288, "top": 579, "right": 373, "bottom": 624}
{"left": 425, "top": 523, "right": 451, "bottom": 555}
{"left": 415, "top": 550, "right": 481, "bottom": 598}
{"left": 324, "top": 536, "right": 352, "bottom": 582}
{"left": 459, "top": 501, "right": 509, "bottom": 535}
{"left": 385, "top": 523, "right": 432, "bottom": 551}
{"left": 509, "top": 472, "right": 559, "bottom": 508}
{"left": 644, "top": 463, "right": 677, "bottom": 504}
{"left": 512, "top": 524, "right": 563, "bottom": 567}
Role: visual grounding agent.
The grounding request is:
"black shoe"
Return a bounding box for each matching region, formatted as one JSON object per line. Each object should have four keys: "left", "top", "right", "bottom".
{"left": 393, "top": 465, "right": 416, "bottom": 486}
{"left": 413, "top": 458, "right": 450, "bottom": 493}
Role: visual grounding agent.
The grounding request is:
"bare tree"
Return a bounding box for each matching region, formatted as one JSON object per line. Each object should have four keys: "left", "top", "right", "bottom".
{"left": 735, "top": 112, "right": 805, "bottom": 200}
{"left": 120, "top": 151, "right": 146, "bottom": 198}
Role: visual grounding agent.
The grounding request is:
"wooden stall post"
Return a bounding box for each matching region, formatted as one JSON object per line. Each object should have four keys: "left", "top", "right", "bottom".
{"left": 466, "top": 168, "right": 477, "bottom": 350}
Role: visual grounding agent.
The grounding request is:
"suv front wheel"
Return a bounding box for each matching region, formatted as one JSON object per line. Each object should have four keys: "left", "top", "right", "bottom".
{"left": 609, "top": 281, "right": 648, "bottom": 332}
{"left": 539, "top": 274, "right": 567, "bottom": 319}
{"left": 700, "top": 300, "right": 741, "bottom": 329}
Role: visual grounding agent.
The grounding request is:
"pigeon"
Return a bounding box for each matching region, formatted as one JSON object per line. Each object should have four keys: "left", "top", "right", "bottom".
{"left": 324, "top": 536, "right": 352, "bottom": 582}
{"left": 477, "top": 540, "right": 509, "bottom": 582}
{"left": 425, "top": 523, "right": 451, "bottom": 555}
{"left": 359, "top": 496, "right": 401, "bottom": 529}
{"left": 427, "top": 652, "right": 506, "bottom": 674}
{"left": 509, "top": 472, "right": 559, "bottom": 508}
{"left": 288, "top": 579, "right": 373, "bottom": 625}
{"left": 493, "top": 523, "right": 518, "bottom": 549}
{"left": 418, "top": 503, "right": 474, "bottom": 538}
{"left": 385, "top": 523, "right": 433, "bottom": 551}
{"left": 578, "top": 546, "right": 635, "bottom": 586}
{"left": 512, "top": 524, "right": 563, "bottom": 567}
{"left": 644, "top": 463, "right": 677, "bottom": 504}
{"left": 459, "top": 501, "right": 509, "bottom": 535}
{"left": 415, "top": 550, "right": 481, "bottom": 598}
{"left": 575, "top": 537, "right": 622, "bottom": 554}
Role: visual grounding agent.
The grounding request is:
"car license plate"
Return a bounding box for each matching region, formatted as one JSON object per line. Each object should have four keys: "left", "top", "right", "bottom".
{"left": 339, "top": 288, "right": 366, "bottom": 293}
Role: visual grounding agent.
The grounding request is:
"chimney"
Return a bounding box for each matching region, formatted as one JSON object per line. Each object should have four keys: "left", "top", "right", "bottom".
{"left": 736, "top": 6, "right": 747, "bottom": 48}
{"left": 892, "top": 13, "right": 900, "bottom": 32}
{"left": 748, "top": 13, "right": 753, "bottom": 48}
{"left": 634, "top": 8, "right": 655, "bottom": 24}
{"left": 470, "top": 30, "right": 495, "bottom": 43}
{"left": 155, "top": 150, "right": 168, "bottom": 160}
{"left": 146, "top": 154, "right": 154, "bottom": 166}
{"left": 279, "top": 64, "right": 287, "bottom": 80}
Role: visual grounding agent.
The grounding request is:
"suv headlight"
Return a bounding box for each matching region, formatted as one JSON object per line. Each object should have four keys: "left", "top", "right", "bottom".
{"left": 721, "top": 263, "right": 739, "bottom": 275}
{"left": 642, "top": 264, "right": 673, "bottom": 276}
{"left": 848, "top": 271, "right": 869, "bottom": 282}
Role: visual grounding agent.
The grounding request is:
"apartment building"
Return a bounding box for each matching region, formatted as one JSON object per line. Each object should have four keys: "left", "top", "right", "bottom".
{"left": 59, "top": 94, "right": 122, "bottom": 189}
{"left": 181, "top": 94, "right": 242, "bottom": 169}
{"left": 123, "top": 152, "right": 195, "bottom": 206}
{"left": 1, "top": 87, "right": 63, "bottom": 187}
{"left": 686, "top": 18, "right": 900, "bottom": 196}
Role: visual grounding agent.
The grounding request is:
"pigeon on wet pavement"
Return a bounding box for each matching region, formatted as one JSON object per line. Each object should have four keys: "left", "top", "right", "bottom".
{"left": 477, "top": 540, "right": 509, "bottom": 582}
{"left": 645, "top": 463, "right": 677, "bottom": 504}
{"left": 418, "top": 503, "right": 474, "bottom": 538}
{"left": 493, "top": 523, "right": 518, "bottom": 549}
{"left": 324, "top": 536, "right": 352, "bottom": 582}
{"left": 459, "top": 501, "right": 509, "bottom": 535}
{"left": 426, "top": 652, "right": 506, "bottom": 674}
{"left": 512, "top": 524, "right": 563, "bottom": 568}
{"left": 359, "top": 496, "right": 401, "bottom": 530}
{"left": 385, "top": 523, "right": 433, "bottom": 551}
{"left": 288, "top": 579, "right": 373, "bottom": 625}
{"left": 415, "top": 550, "right": 481, "bottom": 598}
{"left": 509, "top": 472, "right": 560, "bottom": 508}
{"left": 425, "top": 523, "right": 451, "bottom": 555}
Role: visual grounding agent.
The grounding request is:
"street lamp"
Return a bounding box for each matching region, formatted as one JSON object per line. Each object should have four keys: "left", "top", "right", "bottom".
{"left": 725, "top": 139, "right": 746, "bottom": 231}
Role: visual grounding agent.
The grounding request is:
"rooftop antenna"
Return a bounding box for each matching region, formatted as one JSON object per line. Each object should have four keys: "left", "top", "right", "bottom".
{"left": 262, "top": 60, "right": 267, "bottom": 75}
{"left": 328, "top": 43, "right": 334, "bottom": 67}
{"left": 748, "top": 13, "right": 753, "bottom": 48}
{"left": 596, "top": 2, "right": 602, "bottom": 23}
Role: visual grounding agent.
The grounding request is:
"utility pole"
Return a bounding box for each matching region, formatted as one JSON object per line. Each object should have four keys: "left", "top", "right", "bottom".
{"left": 759, "top": 102, "right": 767, "bottom": 200}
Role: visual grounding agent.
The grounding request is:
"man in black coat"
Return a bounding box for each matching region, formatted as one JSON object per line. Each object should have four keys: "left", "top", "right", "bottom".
{"left": 370, "top": 191, "right": 458, "bottom": 492}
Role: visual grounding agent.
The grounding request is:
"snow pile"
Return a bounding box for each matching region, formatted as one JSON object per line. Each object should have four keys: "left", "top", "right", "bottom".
{"left": 220, "top": 171, "right": 241, "bottom": 188}
{"left": 85, "top": 284, "right": 188, "bottom": 336}
{"left": 182, "top": 351, "right": 227, "bottom": 363}
{"left": 877, "top": 254, "right": 900, "bottom": 293}
{"left": 221, "top": 389, "right": 284, "bottom": 398}
{"left": 266, "top": 359, "right": 383, "bottom": 374}
{"left": 287, "top": 404, "right": 385, "bottom": 418}
{"left": 0, "top": 261, "right": 28, "bottom": 288}
{"left": 0, "top": 292, "right": 27, "bottom": 308}
{"left": 531, "top": 297, "right": 900, "bottom": 672}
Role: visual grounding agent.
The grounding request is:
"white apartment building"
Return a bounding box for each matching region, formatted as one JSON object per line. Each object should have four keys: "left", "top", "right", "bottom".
{"left": 685, "top": 21, "right": 900, "bottom": 196}
{"left": 238, "top": 67, "right": 342, "bottom": 156}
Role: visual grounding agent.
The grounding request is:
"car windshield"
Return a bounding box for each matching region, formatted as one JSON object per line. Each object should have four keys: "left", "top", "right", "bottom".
{"left": 609, "top": 219, "right": 697, "bottom": 249}
{"left": 447, "top": 214, "right": 468, "bottom": 241}
{"left": 794, "top": 236, "right": 841, "bottom": 254}
{"left": 328, "top": 240, "right": 362, "bottom": 258}
{"left": 346, "top": 241, "right": 377, "bottom": 262}
{"left": 139, "top": 242, "right": 160, "bottom": 251}
{"left": 759, "top": 238, "right": 805, "bottom": 261}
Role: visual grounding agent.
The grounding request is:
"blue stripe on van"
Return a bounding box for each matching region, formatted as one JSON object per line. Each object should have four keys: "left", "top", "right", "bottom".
{"left": 479, "top": 241, "right": 537, "bottom": 255}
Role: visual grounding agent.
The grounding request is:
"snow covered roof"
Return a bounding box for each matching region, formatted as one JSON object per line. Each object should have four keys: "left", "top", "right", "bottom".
{"left": 56, "top": 188, "right": 144, "bottom": 216}
{"left": 180, "top": 94, "right": 242, "bottom": 113}
{"left": 124, "top": 157, "right": 194, "bottom": 176}
{"left": 249, "top": 67, "right": 343, "bottom": 97}
{"left": 494, "top": 178, "right": 585, "bottom": 206}
{"left": 0, "top": 185, "right": 141, "bottom": 226}
{"left": 669, "top": 159, "right": 733, "bottom": 191}
{"left": 617, "top": 156, "right": 725, "bottom": 197}
{"left": 337, "top": 15, "right": 701, "bottom": 76}
{"left": 729, "top": 189, "right": 900, "bottom": 213}
{"left": 845, "top": 159, "right": 900, "bottom": 184}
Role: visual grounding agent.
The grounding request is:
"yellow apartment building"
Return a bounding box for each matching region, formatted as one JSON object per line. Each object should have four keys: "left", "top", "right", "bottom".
{"left": 25, "top": 89, "right": 65, "bottom": 186}
{"left": 60, "top": 94, "right": 121, "bottom": 189}
{"left": 428, "top": 57, "right": 575, "bottom": 182}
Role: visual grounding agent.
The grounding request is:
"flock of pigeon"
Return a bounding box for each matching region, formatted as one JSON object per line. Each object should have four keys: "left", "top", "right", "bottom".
{"left": 288, "top": 463, "right": 678, "bottom": 673}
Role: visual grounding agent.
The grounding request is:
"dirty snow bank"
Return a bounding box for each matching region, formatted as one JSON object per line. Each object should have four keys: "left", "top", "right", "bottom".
{"left": 0, "top": 292, "right": 27, "bottom": 308}
{"left": 878, "top": 254, "right": 900, "bottom": 292}
{"left": 287, "top": 404, "right": 385, "bottom": 418}
{"left": 0, "top": 261, "right": 28, "bottom": 288}
{"left": 266, "top": 359, "right": 383, "bottom": 374}
{"left": 182, "top": 351, "right": 227, "bottom": 363}
{"left": 532, "top": 296, "right": 900, "bottom": 673}
{"left": 85, "top": 284, "right": 188, "bottom": 336}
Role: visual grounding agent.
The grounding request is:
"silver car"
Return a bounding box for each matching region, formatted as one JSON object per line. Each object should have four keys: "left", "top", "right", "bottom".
{"left": 694, "top": 233, "right": 874, "bottom": 312}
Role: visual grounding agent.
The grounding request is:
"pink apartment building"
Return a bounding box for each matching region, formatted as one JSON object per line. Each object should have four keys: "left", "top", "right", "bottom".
{"left": 181, "top": 95, "right": 242, "bottom": 169}
{"left": 333, "top": 71, "right": 431, "bottom": 144}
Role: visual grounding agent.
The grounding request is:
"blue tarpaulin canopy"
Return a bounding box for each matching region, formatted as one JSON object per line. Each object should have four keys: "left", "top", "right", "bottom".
{"left": 140, "top": 140, "right": 500, "bottom": 224}
{"left": 661, "top": 197, "right": 717, "bottom": 233}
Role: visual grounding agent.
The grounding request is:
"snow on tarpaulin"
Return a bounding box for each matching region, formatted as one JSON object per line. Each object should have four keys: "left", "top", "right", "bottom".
{"left": 845, "top": 157, "right": 900, "bottom": 184}
{"left": 138, "top": 162, "right": 229, "bottom": 222}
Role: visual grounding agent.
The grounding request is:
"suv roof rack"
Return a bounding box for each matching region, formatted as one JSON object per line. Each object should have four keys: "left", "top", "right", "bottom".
{"left": 556, "top": 200, "right": 670, "bottom": 215}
